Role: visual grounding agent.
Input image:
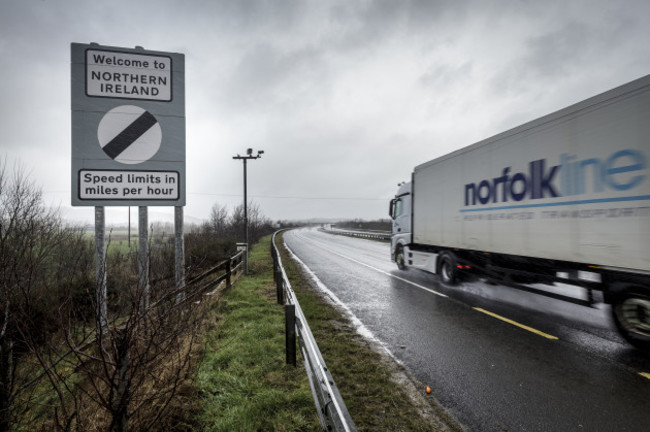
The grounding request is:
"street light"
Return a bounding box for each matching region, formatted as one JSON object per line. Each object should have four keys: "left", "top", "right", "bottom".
{"left": 233, "top": 148, "right": 264, "bottom": 274}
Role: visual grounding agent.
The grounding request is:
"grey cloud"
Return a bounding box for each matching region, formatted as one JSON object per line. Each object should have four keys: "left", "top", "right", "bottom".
{"left": 3, "top": 0, "right": 650, "bottom": 222}
{"left": 420, "top": 61, "right": 473, "bottom": 87}
{"left": 189, "top": 0, "right": 304, "bottom": 32}
{"left": 328, "top": 0, "right": 470, "bottom": 53}
{"left": 221, "top": 42, "right": 329, "bottom": 112}
{"left": 489, "top": 3, "right": 647, "bottom": 97}
{"left": 525, "top": 22, "right": 593, "bottom": 80}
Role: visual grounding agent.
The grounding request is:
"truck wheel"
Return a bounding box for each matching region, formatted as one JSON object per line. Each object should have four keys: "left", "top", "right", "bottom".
{"left": 395, "top": 245, "right": 407, "bottom": 270}
{"left": 612, "top": 290, "right": 650, "bottom": 351}
{"left": 439, "top": 252, "right": 458, "bottom": 286}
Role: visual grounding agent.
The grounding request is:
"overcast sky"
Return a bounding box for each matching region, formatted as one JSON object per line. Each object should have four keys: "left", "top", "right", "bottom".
{"left": 2, "top": 0, "right": 650, "bottom": 224}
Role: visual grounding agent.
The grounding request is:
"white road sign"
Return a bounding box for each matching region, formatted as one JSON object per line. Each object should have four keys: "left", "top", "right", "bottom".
{"left": 71, "top": 43, "right": 185, "bottom": 206}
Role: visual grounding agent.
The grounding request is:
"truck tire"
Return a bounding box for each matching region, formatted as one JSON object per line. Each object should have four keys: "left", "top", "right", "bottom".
{"left": 612, "top": 290, "right": 650, "bottom": 351}
{"left": 395, "top": 245, "right": 407, "bottom": 271}
{"left": 438, "top": 252, "right": 458, "bottom": 286}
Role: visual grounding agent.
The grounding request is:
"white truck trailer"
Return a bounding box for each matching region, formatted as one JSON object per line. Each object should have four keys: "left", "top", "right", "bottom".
{"left": 389, "top": 75, "right": 650, "bottom": 349}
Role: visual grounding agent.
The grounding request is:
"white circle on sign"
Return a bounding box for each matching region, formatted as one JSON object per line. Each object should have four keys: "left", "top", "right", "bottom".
{"left": 97, "top": 105, "right": 162, "bottom": 165}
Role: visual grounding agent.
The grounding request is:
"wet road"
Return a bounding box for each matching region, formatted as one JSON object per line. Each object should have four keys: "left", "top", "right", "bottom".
{"left": 283, "top": 228, "right": 650, "bottom": 432}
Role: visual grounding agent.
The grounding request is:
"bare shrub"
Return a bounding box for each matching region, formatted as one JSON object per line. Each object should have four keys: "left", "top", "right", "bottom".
{"left": 0, "top": 163, "right": 270, "bottom": 431}
{"left": 0, "top": 160, "right": 92, "bottom": 431}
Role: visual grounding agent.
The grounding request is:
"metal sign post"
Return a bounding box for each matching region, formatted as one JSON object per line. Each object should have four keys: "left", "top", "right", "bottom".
{"left": 138, "top": 206, "right": 149, "bottom": 309}
{"left": 175, "top": 206, "right": 185, "bottom": 303}
{"left": 95, "top": 206, "right": 108, "bottom": 334}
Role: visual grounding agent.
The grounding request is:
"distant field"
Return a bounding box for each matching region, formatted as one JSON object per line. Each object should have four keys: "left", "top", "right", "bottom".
{"left": 83, "top": 227, "right": 174, "bottom": 254}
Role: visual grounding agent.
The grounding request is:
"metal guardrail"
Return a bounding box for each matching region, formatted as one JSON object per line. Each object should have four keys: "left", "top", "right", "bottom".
{"left": 321, "top": 227, "right": 391, "bottom": 241}
{"left": 271, "top": 231, "right": 357, "bottom": 432}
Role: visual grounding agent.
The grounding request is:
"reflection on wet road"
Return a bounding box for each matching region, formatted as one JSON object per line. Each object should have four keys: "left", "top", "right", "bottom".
{"left": 284, "top": 228, "right": 650, "bottom": 432}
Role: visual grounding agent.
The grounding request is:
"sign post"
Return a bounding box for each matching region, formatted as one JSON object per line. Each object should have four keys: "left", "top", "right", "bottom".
{"left": 71, "top": 43, "right": 186, "bottom": 328}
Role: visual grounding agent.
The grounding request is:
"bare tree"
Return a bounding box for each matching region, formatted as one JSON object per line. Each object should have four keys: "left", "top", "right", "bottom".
{"left": 208, "top": 203, "right": 229, "bottom": 237}
{"left": 30, "top": 228, "right": 211, "bottom": 431}
{"left": 0, "top": 160, "right": 76, "bottom": 431}
{"left": 232, "top": 201, "right": 273, "bottom": 246}
{"left": 0, "top": 175, "right": 269, "bottom": 430}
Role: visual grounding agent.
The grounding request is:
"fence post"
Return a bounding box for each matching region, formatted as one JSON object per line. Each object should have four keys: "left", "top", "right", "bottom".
{"left": 226, "top": 257, "right": 232, "bottom": 289}
{"left": 285, "top": 304, "right": 296, "bottom": 366}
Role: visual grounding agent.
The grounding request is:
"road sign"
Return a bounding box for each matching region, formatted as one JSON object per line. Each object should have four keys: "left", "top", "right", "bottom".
{"left": 98, "top": 105, "right": 162, "bottom": 164}
{"left": 71, "top": 43, "right": 185, "bottom": 206}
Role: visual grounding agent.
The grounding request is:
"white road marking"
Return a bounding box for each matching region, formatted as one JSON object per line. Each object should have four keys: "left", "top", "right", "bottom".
{"left": 291, "top": 230, "right": 448, "bottom": 298}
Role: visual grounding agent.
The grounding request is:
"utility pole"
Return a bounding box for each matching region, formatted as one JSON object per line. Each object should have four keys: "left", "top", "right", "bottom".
{"left": 233, "top": 148, "right": 264, "bottom": 275}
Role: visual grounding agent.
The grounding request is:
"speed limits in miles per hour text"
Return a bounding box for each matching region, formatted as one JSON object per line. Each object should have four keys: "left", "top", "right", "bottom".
{"left": 79, "top": 170, "right": 179, "bottom": 201}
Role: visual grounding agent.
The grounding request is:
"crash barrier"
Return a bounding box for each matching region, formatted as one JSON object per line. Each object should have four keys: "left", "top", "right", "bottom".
{"left": 271, "top": 231, "right": 358, "bottom": 432}
{"left": 321, "top": 227, "right": 391, "bottom": 241}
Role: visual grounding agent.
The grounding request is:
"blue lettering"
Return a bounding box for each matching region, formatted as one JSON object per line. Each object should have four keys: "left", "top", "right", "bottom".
{"left": 530, "top": 159, "right": 559, "bottom": 199}
{"left": 577, "top": 158, "right": 603, "bottom": 194}
{"left": 604, "top": 149, "right": 646, "bottom": 190}
{"left": 478, "top": 180, "right": 491, "bottom": 204}
{"left": 463, "top": 149, "right": 647, "bottom": 207}
{"left": 465, "top": 183, "right": 477, "bottom": 206}
{"left": 492, "top": 167, "right": 510, "bottom": 202}
{"left": 509, "top": 172, "right": 528, "bottom": 201}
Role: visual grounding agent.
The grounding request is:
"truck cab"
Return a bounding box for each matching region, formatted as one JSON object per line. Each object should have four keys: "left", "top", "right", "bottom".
{"left": 389, "top": 182, "right": 412, "bottom": 269}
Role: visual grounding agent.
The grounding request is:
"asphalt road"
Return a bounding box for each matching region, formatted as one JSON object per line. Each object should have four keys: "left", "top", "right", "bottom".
{"left": 283, "top": 227, "right": 650, "bottom": 432}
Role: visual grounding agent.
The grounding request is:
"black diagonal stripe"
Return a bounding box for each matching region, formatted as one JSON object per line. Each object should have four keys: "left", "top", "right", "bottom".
{"left": 103, "top": 111, "right": 158, "bottom": 159}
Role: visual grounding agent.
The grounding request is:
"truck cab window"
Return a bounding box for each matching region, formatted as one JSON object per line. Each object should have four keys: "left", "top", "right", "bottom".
{"left": 394, "top": 199, "right": 403, "bottom": 218}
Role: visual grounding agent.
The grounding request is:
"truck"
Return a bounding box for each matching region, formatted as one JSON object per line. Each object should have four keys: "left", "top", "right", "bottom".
{"left": 389, "top": 75, "right": 650, "bottom": 349}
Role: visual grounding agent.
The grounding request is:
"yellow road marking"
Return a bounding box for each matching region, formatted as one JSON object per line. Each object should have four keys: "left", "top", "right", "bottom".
{"left": 640, "top": 372, "right": 650, "bottom": 380}
{"left": 473, "top": 307, "right": 559, "bottom": 340}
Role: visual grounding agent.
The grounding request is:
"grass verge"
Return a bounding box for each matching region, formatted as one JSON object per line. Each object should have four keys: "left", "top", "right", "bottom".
{"left": 196, "top": 233, "right": 463, "bottom": 431}
{"left": 195, "top": 236, "right": 319, "bottom": 431}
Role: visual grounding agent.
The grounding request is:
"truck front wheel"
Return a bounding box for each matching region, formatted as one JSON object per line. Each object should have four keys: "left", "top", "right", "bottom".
{"left": 438, "top": 252, "right": 458, "bottom": 286}
{"left": 395, "top": 245, "right": 407, "bottom": 271}
{"left": 612, "top": 290, "right": 650, "bottom": 351}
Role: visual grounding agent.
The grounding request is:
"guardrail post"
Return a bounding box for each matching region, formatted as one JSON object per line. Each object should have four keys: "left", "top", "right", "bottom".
{"left": 271, "top": 244, "right": 277, "bottom": 282}
{"left": 276, "top": 273, "right": 284, "bottom": 306}
{"left": 272, "top": 243, "right": 284, "bottom": 304}
{"left": 285, "top": 304, "right": 296, "bottom": 366}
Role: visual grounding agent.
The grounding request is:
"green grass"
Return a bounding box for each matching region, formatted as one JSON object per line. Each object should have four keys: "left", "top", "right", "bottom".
{"left": 195, "top": 237, "right": 320, "bottom": 431}
{"left": 195, "top": 233, "right": 463, "bottom": 431}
